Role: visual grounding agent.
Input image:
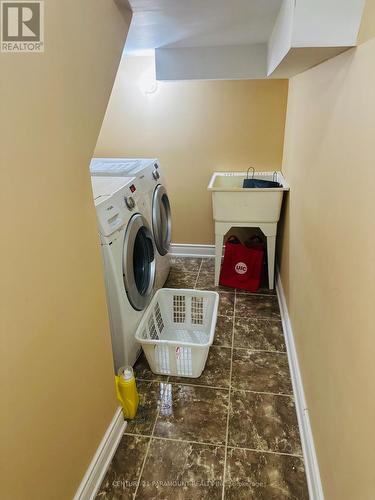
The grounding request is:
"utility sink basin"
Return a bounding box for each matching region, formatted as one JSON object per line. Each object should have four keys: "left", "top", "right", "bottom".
{"left": 208, "top": 171, "right": 290, "bottom": 289}
{"left": 208, "top": 171, "right": 289, "bottom": 223}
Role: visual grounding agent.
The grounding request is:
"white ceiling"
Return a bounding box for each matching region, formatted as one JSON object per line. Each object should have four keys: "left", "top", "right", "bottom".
{"left": 125, "top": 0, "right": 283, "bottom": 54}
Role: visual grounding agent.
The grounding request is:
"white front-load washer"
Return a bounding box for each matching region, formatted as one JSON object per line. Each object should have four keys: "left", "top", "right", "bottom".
{"left": 91, "top": 176, "right": 156, "bottom": 372}
{"left": 90, "top": 158, "right": 171, "bottom": 290}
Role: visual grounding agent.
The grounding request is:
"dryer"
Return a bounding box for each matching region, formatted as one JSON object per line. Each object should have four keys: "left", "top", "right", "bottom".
{"left": 90, "top": 157, "right": 171, "bottom": 290}
{"left": 91, "top": 176, "right": 156, "bottom": 371}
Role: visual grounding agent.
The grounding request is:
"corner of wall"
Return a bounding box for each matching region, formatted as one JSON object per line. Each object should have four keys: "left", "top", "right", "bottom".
{"left": 357, "top": 0, "right": 375, "bottom": 44}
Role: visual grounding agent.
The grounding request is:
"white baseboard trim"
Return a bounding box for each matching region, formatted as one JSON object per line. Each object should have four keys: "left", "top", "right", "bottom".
{"left": 276, "top": 272, "right": 324, "bottom": 500}
{"left": 73, "top": 407, "right": 126, "bottom": 500}
{"left": 170, "top": 243, "right": 215, "bottom": 257}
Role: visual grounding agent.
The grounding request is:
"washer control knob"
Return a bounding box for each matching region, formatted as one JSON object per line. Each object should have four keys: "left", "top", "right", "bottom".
{"left": 152, "top": 170, "right": 160, "bottom": 180}
{"left": 124, "top": 196, "right": 135, "bottom": 210}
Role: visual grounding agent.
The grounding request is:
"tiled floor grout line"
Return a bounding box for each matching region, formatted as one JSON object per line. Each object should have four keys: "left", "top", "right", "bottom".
{"left": 124, "top": 431, "right": 152, "bottom": 439}
{"left": 193, "top": 258, "right": 203, "bottom": 289}
{"left": 230, "top": 388, "right": 294, "bottom": 397}
{"left": 197, "top": 288, "right": 277, "bottom": 299}
{"left": 145, "top": 434, "right": 226, "bottom": 448}
{"left": 235, "top": 315, "right": 282, "bottom": 321}
{"left": 221, "top": 289, "right": 236, "bottom": 500}
{"left": 212, "top": 345, "right": 287, "bottom": 353}
{"left": 135, "top": 379, "right": 294, "bottom": 398}
{"left": 133, "top": 376, "right": 170, "bottom": 499}
{"left": 157, "top": 380, "right": 229, "bottom": 391}
{"left": 211, "top": 345, "right": 233, "bottom": 349}
{"left": 233, "top": 311, "right": 281, "bottom": 320}
{"left": 123, "top": 433, "right": 303, "bottom": 458}
{"left": 226, "top": 445, "right": 304, "bottom": 458}
{"left": 231, "top": 347, "right": 287, "bottom": 354}
{"left": 236, "top": 292, "right": 277, "bottom": 297}
{"left": 173, "top": 270, "right": 200, "bottom": 274}
{"left": 218, "top": 313, "right": 281, "bottom": 322}
{"left": 136, "top": 378, "right": 168, "bottom": 384}
{"left": 136, "top": 344, "right": 289, "bottom": 385}
{"left": 132, "top": 436, "right": 151, "bottom": 498}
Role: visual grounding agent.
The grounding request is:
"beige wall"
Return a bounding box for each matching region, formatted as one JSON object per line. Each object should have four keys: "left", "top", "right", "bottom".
{"left": 358, "top": 0, "right": 375, "bottom": 43}
{"left": 95, "top": 56, "right": 288, "bottom": 244}
{"left": 279, "top": 38, "right": 375, "bottom": 499}
{"left": 0, "top": 2, "right": 130, "bottom": 499}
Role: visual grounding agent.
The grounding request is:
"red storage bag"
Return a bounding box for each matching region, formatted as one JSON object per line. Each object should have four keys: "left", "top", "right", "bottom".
{"left": 219, "top": 236, "right": 264, "bottom": 292}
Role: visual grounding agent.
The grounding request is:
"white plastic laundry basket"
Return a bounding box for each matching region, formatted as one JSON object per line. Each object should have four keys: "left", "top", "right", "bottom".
{"left": 135, "top": 288, "right": 219, "bottom": 378}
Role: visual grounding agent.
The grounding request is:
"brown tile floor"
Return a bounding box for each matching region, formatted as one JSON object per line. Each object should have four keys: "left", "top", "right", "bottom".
{"left": 96, "top": 257, "right": 309, "bottom": 499}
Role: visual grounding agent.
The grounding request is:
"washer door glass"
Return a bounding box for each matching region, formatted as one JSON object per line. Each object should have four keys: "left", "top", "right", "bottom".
{"left": 123, "top": 214, "right": 155, "bottom": 311}
{"left": 152, "top": 185, "right": 172, "bottom": 256}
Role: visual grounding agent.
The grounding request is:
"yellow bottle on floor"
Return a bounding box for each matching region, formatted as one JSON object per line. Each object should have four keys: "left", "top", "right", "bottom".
{"left": 115, "top": 366, "right": 139, "bottom": 419}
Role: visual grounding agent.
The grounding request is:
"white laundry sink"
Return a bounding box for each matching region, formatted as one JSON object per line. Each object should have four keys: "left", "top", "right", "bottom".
{"left": 207, "top": 171, "right": 290, "bottom": 289}
{"left": 207, "top": 171, "right": 289, "bottom": 223}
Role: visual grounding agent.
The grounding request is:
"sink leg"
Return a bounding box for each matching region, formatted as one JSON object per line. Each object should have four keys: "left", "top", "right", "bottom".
{"left": 266, "top": 235, "right": 276, "bottom": 289}
{"left": 214, "top": 233, "right": 224, "bottom": 286}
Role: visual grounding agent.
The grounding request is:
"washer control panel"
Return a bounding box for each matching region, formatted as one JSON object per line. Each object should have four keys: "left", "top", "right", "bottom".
{"left": 91, "top": 176, "right": 141, "bottom": 236}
